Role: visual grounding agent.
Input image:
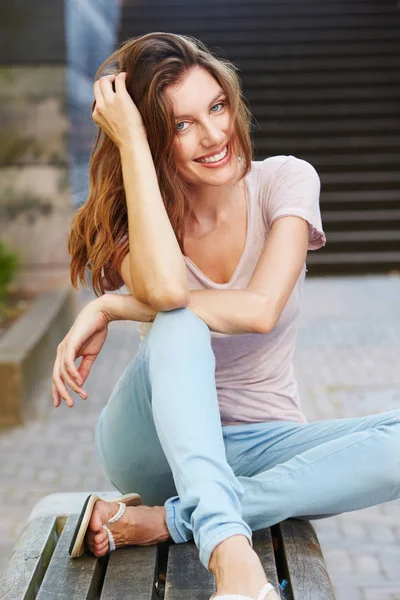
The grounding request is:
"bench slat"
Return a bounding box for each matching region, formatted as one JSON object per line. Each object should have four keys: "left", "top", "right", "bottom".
{"left": 252, "top": 528, "right": 280, "bottom": 591}
{"left": 0, "top": 515, "right": 58, "bottom": 600}
{"left": 279, "top": 519, "right": 335, "bottom": 599}
{"left": 165, "top": 529, "right": 281, "bottom": 599}
{"left": 165, "top": 541, "right": 215, "bottom": 600}
{"left": 100, "top": 546, "right": 158, "bottom": 599}
{"left": 36, "top": 515, "right": 103, "bottom": 600}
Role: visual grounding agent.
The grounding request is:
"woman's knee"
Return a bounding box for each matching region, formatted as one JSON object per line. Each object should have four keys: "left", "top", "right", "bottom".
{"left": 145, "top": 307, "right": 213, "bottom": 361}
{"left": 152, "top": 307, "right": 209, "bottom": 338}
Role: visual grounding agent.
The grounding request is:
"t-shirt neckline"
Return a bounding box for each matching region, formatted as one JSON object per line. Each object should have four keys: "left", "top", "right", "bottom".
{"left": 184, "top": 170, "right": 252, "bottom": 288}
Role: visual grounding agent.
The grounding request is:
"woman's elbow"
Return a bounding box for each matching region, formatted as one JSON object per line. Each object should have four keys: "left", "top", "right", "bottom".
{"left": 149, "top": 288, "right": 190, "bottom": 312}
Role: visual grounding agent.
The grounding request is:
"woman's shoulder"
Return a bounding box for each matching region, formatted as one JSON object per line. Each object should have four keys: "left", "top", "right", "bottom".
{"left": 254, "top": 154, "right": 317, "bottom": 178}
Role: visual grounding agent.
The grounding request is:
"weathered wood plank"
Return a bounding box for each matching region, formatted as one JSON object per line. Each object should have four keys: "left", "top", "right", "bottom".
{"left": 0, "top": 515, "right": 58, "bottom": 600}
{"left": 100, "top": 545, "right": 158, "bottom": 600}
{"left": 36, "top": 514, "right": 104, "bottom": 600}
{"left": 252, "top": 528, "right": 280, "bottom": 592}
{"left": 279, "top": 519, "right": 335, "bottom": 600}
{"left": 164, "top": 529, "right": 280, "bottom": 599}
{"left": 164, "top": 541, "right": 215, "bottom": 600}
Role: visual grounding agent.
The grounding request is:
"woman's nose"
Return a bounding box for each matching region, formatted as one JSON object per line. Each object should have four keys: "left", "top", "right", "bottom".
{"left": 200, "top": 123, "right": 225, "bottom": 146}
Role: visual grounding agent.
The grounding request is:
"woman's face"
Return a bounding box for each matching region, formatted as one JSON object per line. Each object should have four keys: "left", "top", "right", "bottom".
{"left": 166, "top": 66, "right": 238, "bottom": 186}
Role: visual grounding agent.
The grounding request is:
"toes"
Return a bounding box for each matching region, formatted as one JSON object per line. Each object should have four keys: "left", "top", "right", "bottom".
{"left": 94, "top": 541, "right": 109, "bottom": 556}
{"left": 94, "top": 531, "right": 107, "bottom": 545}
{"left": 86, "top": 529, "right": 108, "bottom": 555}
{"left": 88, "top": 538, "right": 109, "bottom": 557}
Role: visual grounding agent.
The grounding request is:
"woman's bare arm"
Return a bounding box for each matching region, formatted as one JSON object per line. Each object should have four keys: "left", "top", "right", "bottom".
{"left": 98, "top": 292, "right": 158, "bottom": 323}
{"left": 187, "top": 289, "right": 274, "bottom": 335}
{"left": 117, "top": 259, "right": 272, "bottom": 334}
{"left": 98, "top": 288, "right": 272, "bottom": 336}
{"left": 93, "top": 74, "right": 189, "bottom": 309}
{"left": 120, "top": 135, "right": 190, "bottom": 310}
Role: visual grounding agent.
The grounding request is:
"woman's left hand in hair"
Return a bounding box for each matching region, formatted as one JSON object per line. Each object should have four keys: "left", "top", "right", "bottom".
{"left": 92, "top": 72, "right": 148, "bottom": 149}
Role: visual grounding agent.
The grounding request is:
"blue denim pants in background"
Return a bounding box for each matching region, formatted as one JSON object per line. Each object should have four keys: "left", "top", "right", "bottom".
{"left": 95, "top": 307, "right": 400, "bottom": 572}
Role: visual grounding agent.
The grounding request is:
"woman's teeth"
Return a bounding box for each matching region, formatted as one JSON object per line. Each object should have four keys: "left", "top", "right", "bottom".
{"left": 195, "top": 145, "right": 228, "bottom": 163}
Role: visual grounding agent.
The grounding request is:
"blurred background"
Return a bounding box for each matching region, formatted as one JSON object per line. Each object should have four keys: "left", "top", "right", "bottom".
{"left": 0, "top": 1, "right": 399, "bottom": 598}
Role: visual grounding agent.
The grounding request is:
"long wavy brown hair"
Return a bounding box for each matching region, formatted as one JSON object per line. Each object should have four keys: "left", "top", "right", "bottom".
{"left": 68, "top": 32, "right": 255, "bottom": 297}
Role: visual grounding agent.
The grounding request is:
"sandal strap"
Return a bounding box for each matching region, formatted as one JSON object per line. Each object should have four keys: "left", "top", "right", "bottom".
{"left": 257, "top": 583, "right": 275, "bottom": 599}
{"left": 102, "top": 502, "right": 126, "bottom": 552}
{"left": 211, "top": 582, "right": 276, "bottom": 600}
{"left": 107, "top": 501, "right": 126, "bottom": 523}
{"left": 102, "top": 523, "right": 116, "bottom": 552}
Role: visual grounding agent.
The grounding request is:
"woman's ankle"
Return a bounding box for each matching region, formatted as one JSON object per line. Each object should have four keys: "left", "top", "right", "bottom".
{"left": 209, "top": 534, "right": 253, "bottom": 573}
{"left": 154, "top": 506, "right": 171, "bottom": 542}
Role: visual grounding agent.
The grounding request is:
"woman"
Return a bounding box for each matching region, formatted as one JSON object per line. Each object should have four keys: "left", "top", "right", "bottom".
{"left": 52, "top": 32, "right": 400, "bottom": 600}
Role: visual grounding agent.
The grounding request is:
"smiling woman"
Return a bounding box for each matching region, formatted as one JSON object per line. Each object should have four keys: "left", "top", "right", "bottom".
{"left": 56, "top": 31, "right": 334, "bottom": 600}
{"left": 67, "top": 33, "right": 254, "bottom": 302}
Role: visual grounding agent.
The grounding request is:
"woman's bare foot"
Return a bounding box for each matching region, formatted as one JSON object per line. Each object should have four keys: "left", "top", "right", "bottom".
{"left": 85, "top": 500, "right": 171, "bottom": 557}
{"left": 209, "top": 535, "right": 280, "bottom": 600}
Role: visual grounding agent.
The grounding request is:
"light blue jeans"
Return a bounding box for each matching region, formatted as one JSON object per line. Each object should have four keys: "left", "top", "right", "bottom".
{"left": 95, "top": 307, "right": 400, "bottom": 571}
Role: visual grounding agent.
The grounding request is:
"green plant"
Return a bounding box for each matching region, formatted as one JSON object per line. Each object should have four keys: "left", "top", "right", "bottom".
{"left": 0, "top": 241, "right": 21, "bottom": 319}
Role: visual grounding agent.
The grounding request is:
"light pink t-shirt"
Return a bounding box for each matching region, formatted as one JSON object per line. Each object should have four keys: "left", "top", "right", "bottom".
{"left": 102, "top": 155, "right": 326, "bottom": 425}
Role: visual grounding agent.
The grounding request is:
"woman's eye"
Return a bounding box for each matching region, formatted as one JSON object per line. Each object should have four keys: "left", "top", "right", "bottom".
{"left": 176, "top": 102, "right": 225, "bottom": 133}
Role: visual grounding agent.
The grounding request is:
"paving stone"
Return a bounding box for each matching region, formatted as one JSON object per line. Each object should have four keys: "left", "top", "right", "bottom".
{"left": 333, "top": 586, "right": 364, "bottom": 600}
{"left": 352, "top": 553, "right": 382, "bottom": 575}
{"left": 363, "top": 589, "right": 400, "bottom": 600}
{"left": 379, "top": 553, "right": 400, "bottom": 581}
{"left": 339, "top": 520, "right": 369, "bottom": 543}
{"left": 365, "top": 523, "right": 397, "bottom": 545}
{"left": 322, "top": 548, "right": 354, "bottom": 574}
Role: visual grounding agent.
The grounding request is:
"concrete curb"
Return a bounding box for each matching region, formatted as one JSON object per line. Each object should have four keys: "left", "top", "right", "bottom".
{"left": 0, "top": 287, "right": 76, "bottom": 427}
{"left": 27, "top": 491, "right": 121, "bottom": 521}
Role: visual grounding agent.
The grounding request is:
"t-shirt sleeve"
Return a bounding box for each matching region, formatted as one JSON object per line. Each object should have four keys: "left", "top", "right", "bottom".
{"left": 260, "top": 154, "right": 326, "bottom": 250}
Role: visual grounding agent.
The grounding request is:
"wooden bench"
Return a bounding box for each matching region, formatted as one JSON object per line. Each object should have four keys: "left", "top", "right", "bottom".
{"left": 0, "top": 492, "right": 335, "bottom": 599}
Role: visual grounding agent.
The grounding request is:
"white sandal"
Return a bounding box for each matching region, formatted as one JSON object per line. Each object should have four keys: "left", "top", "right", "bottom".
{"left": 69, "top": 492, "right": 143, "bottom": 558}
{"left": 210, "top": 582, "right": 277, "bottom": 600}
{"left": 101, "top": 501, "right": 126, "bottom": 551}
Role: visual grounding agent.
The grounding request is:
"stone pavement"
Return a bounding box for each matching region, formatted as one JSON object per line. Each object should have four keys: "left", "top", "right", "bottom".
{"left": 1, "top": 274, "right": 399, "bottom": 599}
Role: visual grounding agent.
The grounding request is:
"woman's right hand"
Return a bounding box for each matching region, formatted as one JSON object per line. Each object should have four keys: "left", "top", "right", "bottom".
{"left": 52, "top": 300, "right": 110, "bottom": 408}
{"left": 92, "top": 72, "right": 147, "bottom": 149}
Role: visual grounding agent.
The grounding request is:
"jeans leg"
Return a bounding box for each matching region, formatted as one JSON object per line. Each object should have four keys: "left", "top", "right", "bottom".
{"left": 96, "top": 307, "right": 252, "bottom": 572}
{"left": 222, "top": 409, "right": 400, "bottom": 531}
{"left": 143, "top": 307, "right": 253, "bottom": 570}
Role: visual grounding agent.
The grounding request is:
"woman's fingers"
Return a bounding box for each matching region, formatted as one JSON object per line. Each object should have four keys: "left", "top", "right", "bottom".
{"left": 52, "top": 364, "right": 74, "bottom": 408}
{"left": 76, "top": 356, "right": 94, "bottom": 388}
{"left": 52, "top": 353, "right": 64, "bottom": 407}
{"left": 52, "top": 347, "right": 83, "bottom": 407}
{"left": 64, "top": 346, "right": 87, "bottom": 396}
{"left": 59, "top": 348, "right": 88, "bottom": 400}
{"left": 93, "top": 80, "right": 105, "bottom": 114}
{"left": 98, "top": 74, "right": 116, "bottom": 104}
{"left": 60, "top": 364, "right": 87, "bottom": 400}
{"left": 114, "top": 71, "right": 127, "bottom": 96}
{"left": 52, "top": 379, "right": 61, "bottom": 408}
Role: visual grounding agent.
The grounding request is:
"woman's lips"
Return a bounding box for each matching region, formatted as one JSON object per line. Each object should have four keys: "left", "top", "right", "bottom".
{"left": 194, "top": 143, "right": 231, "bottom": 168}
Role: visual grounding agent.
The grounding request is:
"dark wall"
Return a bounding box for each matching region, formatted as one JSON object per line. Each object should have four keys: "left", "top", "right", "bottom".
{"left": 0, "top": 1, "right": 66, "bottom": 64}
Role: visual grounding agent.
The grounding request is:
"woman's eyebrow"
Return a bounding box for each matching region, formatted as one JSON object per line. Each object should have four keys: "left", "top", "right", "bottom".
{"left": 174, "top": 90, "right": 225, "bottom": 120}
